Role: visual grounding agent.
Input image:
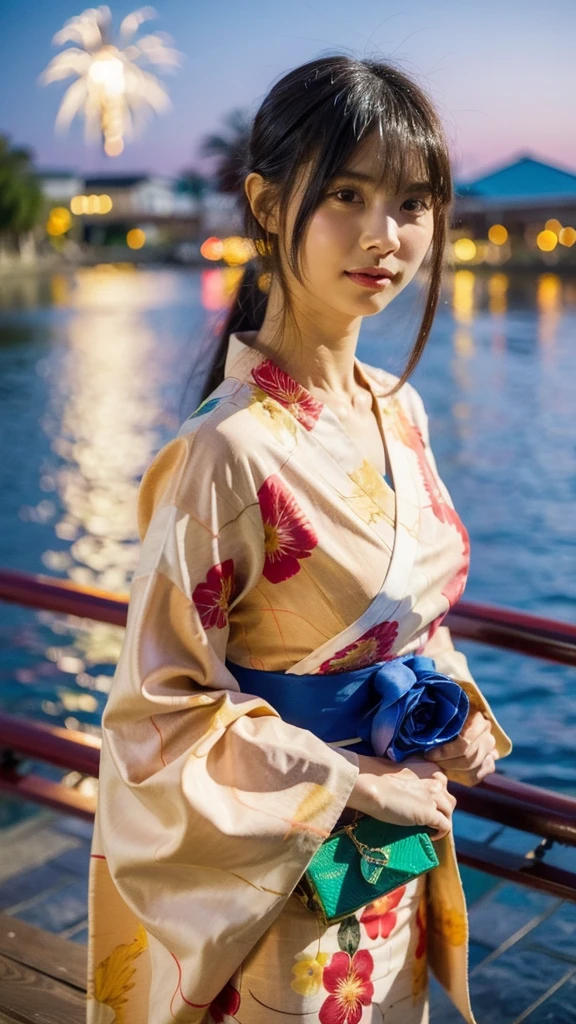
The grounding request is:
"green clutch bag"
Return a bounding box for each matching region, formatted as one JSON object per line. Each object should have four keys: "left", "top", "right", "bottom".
{"left": 295, "top": 814, "right": 439, "bottom": 925}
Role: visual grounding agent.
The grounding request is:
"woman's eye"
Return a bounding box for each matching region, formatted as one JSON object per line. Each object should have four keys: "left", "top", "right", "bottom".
{"left": 402, "top": 197, "right": 431, "bottom": 214}
{"left": 332, "top": 188, "right": 361, "bottom": 203}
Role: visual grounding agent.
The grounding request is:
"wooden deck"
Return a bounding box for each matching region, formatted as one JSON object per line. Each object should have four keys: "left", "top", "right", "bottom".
{"left": 0, "top": 913, "right": 86, "bottom": 1024}
{"left": 0, "top": 806, "right": 575, "bottom": 1022}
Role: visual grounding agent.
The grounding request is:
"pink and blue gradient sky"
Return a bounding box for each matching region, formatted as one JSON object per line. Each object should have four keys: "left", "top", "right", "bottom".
{"left": 0, "top": 0, "right": 574, "bottom": 182}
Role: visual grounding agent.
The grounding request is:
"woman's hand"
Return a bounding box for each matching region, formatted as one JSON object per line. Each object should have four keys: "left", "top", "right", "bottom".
{"left": 423, "top": 710, "right": 498, "bottom": 787}
{"left": 346, "top": 754, "right": 456, "bottom": 842}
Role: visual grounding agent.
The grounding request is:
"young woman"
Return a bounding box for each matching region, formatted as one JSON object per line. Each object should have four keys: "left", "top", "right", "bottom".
{"left": 88, "top": 55, "right": 512, "bottom": 1024}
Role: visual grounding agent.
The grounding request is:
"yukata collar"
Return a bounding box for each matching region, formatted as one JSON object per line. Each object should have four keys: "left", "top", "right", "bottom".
{"left": 224, "top": 330, "right": 393, "bottom": 411}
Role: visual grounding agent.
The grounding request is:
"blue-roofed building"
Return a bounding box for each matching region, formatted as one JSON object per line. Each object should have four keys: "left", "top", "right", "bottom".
{"left": 455, "top": 154, "right": 576, "bottom": 212}
{"left": 452, "top": 155, "right": 576, "bottom": 265}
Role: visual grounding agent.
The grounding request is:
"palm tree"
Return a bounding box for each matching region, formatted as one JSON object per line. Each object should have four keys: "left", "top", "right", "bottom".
{"left": 177, "top": 168, "right": 211, "bottom": 201}
{"left": 40, "top": 5, "right": 181, "bottom": 157}
{"left": 0, "top": 136, "right": 44, "bottom": 262}
{"left": 199, "top": 108, "right": 252, "bottom": 195}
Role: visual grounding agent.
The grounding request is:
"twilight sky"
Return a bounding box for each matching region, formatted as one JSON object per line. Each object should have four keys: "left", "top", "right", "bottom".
{"left": 0, "top": 0, "right": 575, "bottom": 182}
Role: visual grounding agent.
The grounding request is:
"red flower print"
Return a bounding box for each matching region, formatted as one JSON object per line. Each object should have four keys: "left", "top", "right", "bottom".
{"left": 360, "top": 885, "right": 406, "bottom": 940}
{"left": 398, "top": 411, "right": 451, "bottom": 525}
{"left": 392, "top": 403, "right": 449, "bottom": 518}
{"left": 318, "top": 620, "right": 398, "bottom": 675}
{"left": 320, "top": 950, "right": 374, "bottom": 1024}
{"left": 192, "top": 559, "right": 235, "bottom": 629}
{"left": 395, "top": 402, "right": 472, "bottom": 608}
{"left": 257, "top": 475, "right": 318, "bottom": 583}
{"left": 207, "top": 981, "right": 240, "bottom": 1023}
{"left": 441, "top": 554, "right": 469, "bottom": 610}
{"left": 251, "top": 359, "right": 323, "bottom": 430}
{"left": 396, "top": 404, "right": 471, "bottom": 544}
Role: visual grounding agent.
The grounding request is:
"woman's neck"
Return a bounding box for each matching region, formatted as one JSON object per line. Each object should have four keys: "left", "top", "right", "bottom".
{"left": 241, "top": 278, "right": 366, "bottom": 397}
{"left": 236, "top": 289, "right": 368, "bottom": 409}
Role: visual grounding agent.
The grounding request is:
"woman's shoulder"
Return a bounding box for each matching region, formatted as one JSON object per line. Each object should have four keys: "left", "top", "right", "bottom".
{"left": 177, "top": 377, "right": 247, "bottom": 439}
{"left": 137, "top": 379, "right": 260, "bottom": 537}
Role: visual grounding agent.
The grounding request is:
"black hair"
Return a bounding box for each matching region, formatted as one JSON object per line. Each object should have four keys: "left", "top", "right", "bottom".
{"left": 194, "top": 53, "right": 453, "bottom": 405}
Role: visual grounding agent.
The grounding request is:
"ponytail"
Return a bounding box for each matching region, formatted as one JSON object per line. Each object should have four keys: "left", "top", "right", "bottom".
{"left": 199, "top": 261, "right": 268, "bottom": 404}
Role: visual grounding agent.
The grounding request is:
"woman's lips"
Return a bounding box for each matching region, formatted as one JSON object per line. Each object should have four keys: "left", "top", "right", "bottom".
{"left": 345, "top": 270, "right": 395, "bottom": 290}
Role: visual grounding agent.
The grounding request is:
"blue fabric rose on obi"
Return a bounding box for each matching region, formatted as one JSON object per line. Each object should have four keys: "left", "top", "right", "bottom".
{"left": 359, "top": 653, "right": 470, "bottom": 761}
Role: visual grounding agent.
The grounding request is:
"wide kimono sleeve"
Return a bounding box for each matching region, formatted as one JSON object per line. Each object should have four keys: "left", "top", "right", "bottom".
{"left": 95, "top": 426, "right": 359, "bottom": 1016}
{"left": 403, "top": 382, "right": 513, "bottom": 767}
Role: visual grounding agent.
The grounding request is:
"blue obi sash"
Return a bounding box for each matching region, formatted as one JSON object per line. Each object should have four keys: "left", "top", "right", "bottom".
{"left": 225, "top": 653, "right": 469, "bottom": 762}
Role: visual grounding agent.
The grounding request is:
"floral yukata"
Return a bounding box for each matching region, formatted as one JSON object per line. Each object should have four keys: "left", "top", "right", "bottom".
{"left": 87, "top": 332, "right": 512, "bottom": 1024}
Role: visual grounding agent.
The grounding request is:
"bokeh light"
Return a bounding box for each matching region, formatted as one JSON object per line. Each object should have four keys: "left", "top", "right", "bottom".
{"left": 544, "top": 218, "right": 563, "bottom": 235}
{"left": 46, "top": 207, "right": 72, "bottom": 236}
{"left": 222, "top": 236, "right": 256, "bottom": 266}
{"left": 453, "top": 238, "right": 477, "bottom": 262}
{"left": 537, "top": 230, "right": 558, "bottom": 252}
{"left": 488, "top": 273, "right": 509, "bottom": 315}
{"left": 70, "top": 194, "right": 114, "bottom": 215}
{"left": 452, "top": 269, "right": 476, "bottom": 322}
{"left": 559, "top": 226, "right": 576, "bottom": 247}
{"left": 488, "top": 224, "right": 508, "bottom": 245}
{"left": 126, "top": 229, "right": 146, "bottom": 250}
{"left": 200, "top": 236, "right": 224, "bottom": 261}
{"left": 200, "top": 267, "right": 244, "bottom": 309}
{"left": 537, "top": 273, "right": 562, "bottom": 313}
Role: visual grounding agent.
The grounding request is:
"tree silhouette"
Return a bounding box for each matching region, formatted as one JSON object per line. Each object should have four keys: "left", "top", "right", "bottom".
{"left": 0, "top": 136, "right": 43, "bottom": 240}
{"left": 199, "top": 108, "right": 252, "bottom": 195}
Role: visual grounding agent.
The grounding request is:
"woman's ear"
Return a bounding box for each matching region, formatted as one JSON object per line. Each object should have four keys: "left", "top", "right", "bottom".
{"left": 244, "top": 172, "right": 279, "bottom": 234}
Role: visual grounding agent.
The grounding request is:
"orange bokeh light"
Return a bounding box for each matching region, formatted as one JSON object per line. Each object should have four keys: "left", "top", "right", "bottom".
{"left": 200, "top": 237, "right": 224, "bottom": 261}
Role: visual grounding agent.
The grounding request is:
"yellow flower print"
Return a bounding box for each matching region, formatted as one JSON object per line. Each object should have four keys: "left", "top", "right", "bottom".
{"left": 348, "top": 460, "right": 395, "bottom": 525}
{"left": 91, "top": 924, "right": 147, "bottom": 1023}
{"left": 293, "top": 784, "right": 333, "bottom": 825}
{"left": 325, "top": 637, "right": 380, "bottom": 673}
{"left": 249, "top": 387, "right": 297, "bottom": 442}
{"left": 291, "top": 951, "right": 330, "bottom": 996}
{"left": 285, "top": 783, "right": 333, "bottom": 839}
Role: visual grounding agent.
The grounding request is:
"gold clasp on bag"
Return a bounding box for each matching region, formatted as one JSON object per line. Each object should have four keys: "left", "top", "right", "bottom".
{"left": 344, "top": 824, "right": 391, "bottom": 884}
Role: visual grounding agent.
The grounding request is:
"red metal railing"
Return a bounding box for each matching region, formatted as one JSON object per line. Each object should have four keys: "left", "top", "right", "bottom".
{"left": 2, "top": 566, "right": 576, "bottom": 665}
{"left": 1, "top": 567, "right": 576, "bottom": 900}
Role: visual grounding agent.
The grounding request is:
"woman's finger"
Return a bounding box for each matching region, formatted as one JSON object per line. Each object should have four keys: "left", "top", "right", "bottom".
{"left": 433, "top": 740, "right": 493, "bottom": 771}
{"left": 459, "top": 711, "right": 490, "bottom": 745}
{"left": 428, "top": 809, "right": 452, "bottom": 842}
{"left": 425, "top": 714, "right": 491, "bottom": 762}
{"left": 446, "top": 752, "right": 498, "bottom": 787}
{"left": 427, "top": 726, "right": 495, "bottom": 768}
{"left": 475, "top": 754, "right": 496, "bottom": 782}
{"left": 432, "top": 786, "right": 456, "bottom": 821}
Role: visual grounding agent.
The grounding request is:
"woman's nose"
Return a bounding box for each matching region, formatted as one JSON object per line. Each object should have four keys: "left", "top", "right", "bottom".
{"left": 360, "top": 214, "right": 400, "bottom": 254}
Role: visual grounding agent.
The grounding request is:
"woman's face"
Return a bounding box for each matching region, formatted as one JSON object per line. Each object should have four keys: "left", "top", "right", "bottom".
{"left": 282, "top": 132, "right": 436, "bottom": 321}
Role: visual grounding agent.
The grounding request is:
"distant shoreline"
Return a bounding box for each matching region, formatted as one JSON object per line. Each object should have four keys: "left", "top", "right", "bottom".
{"left": 0, "top": 252, "right": 574, "bottom": 278}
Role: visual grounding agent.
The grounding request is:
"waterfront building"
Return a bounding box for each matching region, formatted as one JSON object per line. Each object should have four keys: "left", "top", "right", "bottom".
{"left": 454, "top": 155, "right": 576, "bottom": 265}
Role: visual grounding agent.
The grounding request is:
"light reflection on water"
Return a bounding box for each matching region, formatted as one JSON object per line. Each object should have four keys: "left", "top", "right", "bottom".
{"left": 0, "top": 264, "right": 575, "bottom": 822}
